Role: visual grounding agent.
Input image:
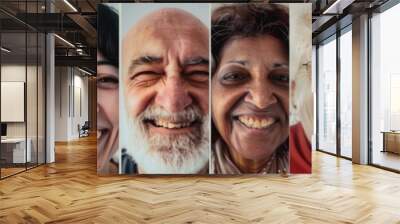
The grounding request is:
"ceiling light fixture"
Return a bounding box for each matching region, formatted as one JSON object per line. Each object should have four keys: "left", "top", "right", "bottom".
{"left": 322, "top": 0, "right": 354, "bottom": 15}
{"left": 63, "top": 0, "right": 78, "bottom": 12}
{"left": 54, "top": 34, "right": 75, "bottom": 48}
{"left": 78, "top": 67, "right": 93, "bottom": 76}
{"left": 1, "top": 47, "right": 11, "bottom": 53}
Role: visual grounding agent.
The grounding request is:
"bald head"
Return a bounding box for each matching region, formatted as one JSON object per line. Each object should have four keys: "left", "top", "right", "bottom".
{"left": 123, "top": 9, "right": 208, "bottom": 78}
{"left": 132, "top": 8, "right": 206, "bottom": 33}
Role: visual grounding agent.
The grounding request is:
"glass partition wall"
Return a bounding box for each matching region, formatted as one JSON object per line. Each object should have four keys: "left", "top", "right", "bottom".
{"left": 316, "top": 26, "right": 353, "bottom": 159}
{"left": 370, "top": 3, "right": 400, "bottom": 172}
{"left": 0, "top": 1, "right": 46, "bottom": 179}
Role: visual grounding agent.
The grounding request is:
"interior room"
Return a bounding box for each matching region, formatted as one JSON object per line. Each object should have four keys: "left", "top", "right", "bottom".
{"left": 0, "top": 17, "right": 46, "bottom": 178}
{"left": 0, "top": 0, "right": 400, "bottom": 223}
{"left": 314, "top": 0, "right": 400, "bottom": 172}
{"left": 0, "top": 0, "right": 96, "bottom": 179}
{"left": 370, "top": 3, "right": 400, "bottom": 171}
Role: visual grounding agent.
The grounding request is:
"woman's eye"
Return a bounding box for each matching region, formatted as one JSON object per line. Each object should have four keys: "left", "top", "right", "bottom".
{"left": 97, "top": 75, "right": 118, "bottom": 89}
{"left": 270, "top": 73, "right": 289, "bottom": 85}
{"left": 220, "top": 72, "right": 248, "bottom": 85}
{"left": 98, "top": 77, "right": 118, "bottom": 84}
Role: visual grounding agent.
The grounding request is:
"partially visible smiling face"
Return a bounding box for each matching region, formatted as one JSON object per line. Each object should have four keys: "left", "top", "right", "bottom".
{"left": 97, "top": 52, "right": 119, "bottom": 172}
{"left": 212, "top": 35, "right": 289, "bottom": 163}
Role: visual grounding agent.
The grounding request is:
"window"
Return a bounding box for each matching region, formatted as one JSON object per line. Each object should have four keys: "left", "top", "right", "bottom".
{"left": 339, "top": 28, "right": 352, "bottom": 158}
{"left": 317, "top": 35, "right": 337, "bottom": 154}
{"left": 370, "top": 3, "right": 400, "bottom": 171}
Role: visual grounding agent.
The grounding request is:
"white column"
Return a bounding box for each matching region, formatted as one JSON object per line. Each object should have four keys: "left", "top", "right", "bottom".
{"left": 46, "top": 32, "right": 55, "bottom": 163}
{"left": 45, "top": 0, "right": 56, "bottom": 163}
{"left": 352, "top": 14, "right": 369, "bottom": 164}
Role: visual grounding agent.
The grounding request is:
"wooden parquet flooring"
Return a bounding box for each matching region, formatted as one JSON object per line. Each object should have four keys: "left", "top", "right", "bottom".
{"left": 1, "top": 167, "right": 26, "bottom": 178}
{"left": 1, "top": 135, "right": 400, "bottom": 224}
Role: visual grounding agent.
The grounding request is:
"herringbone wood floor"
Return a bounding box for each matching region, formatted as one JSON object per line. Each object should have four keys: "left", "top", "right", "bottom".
{"left": 1, "top": 135, "right": 400, "bottom": 224}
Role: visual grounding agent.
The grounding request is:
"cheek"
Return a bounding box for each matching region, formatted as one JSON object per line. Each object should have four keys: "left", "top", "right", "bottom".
{"left": 274, "top": 87, "right": 289, "bottom": 117}
{"left": 98, "top": 88, "right": 119, "bottom": 127}
{"left": 190, "top": 84, "right": 209, "bottom": 115}
{"left": 211, "top": 81, "right": 223, "bottom": 131}
{"left": 212, "top": 80, "right": 244, "bottom": 140}
{"left": 125, "top": 86, "right": 156, "bottom": 117}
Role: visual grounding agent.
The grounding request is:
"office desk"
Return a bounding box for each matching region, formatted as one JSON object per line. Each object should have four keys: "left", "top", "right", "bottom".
{"left": 1, "top": 138, "right": 31, "bottom": 163}
{"left": 381, "top": 131, "right": 400, "bottom": 154}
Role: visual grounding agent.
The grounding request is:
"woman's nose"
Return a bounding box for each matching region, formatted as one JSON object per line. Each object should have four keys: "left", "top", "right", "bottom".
{"left": 244, "top": 82, "right": 277, "bottom": 109}
{"left": 154, "top": 76, "right": 192, "bottom": 113}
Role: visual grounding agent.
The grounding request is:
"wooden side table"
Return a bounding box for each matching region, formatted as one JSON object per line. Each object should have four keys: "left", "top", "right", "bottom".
{"left": 381, "top": 131, "right": 400, "bottom": 154}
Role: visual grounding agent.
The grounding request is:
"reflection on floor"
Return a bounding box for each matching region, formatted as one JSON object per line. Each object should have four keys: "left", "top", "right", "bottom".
{"left": 0, "top": 136, "right": 400, "bottom": 223}
{"left": 0, "top": 162, "right": 42, "bottom": 179}
{"left": 0, "top": 167, "right": 25, "bottom": 178}
{"left": 373, "top": 150, "right": 400, "bottom": 171}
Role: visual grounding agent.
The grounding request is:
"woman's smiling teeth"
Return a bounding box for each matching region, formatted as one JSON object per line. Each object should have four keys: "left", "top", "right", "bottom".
{"left": 154, "top": 119, "right": 193, "bottom": 129}
{"left": 238, "top": 115, "right": 276, "bottom": 129}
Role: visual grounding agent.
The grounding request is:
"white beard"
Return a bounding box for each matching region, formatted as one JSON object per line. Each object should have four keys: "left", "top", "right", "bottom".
{"left": 126, "top": 107, "right": 209, "bottom": 174}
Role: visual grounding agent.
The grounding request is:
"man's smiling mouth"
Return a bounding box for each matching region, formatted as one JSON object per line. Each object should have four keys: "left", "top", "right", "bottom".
{"left": 145, "top": 118, "right": 198, "bottom": 129}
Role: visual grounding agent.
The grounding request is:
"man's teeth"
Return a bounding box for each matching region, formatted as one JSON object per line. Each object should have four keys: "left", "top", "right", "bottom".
{"left": 154, "top": 119, "right": 192, "bottom": 129}
{"left": 238, "top": 116, "right": 275, "bottom": 129}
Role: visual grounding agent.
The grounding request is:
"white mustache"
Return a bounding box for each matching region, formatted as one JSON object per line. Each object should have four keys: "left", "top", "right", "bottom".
{"left": 141, "top": 105, "right": 203, "bottom": 123}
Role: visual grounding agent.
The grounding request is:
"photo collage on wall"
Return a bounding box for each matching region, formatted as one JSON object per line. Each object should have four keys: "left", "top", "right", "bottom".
{"left": 97, "top": 3, "right": 313, "bottom": 175}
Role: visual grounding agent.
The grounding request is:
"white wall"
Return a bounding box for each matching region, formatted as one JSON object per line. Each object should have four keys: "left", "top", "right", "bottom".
{"left": 54, "top": 67, "right": 89, "bottom": 141}
{"left": 1, "top": 65, "right": 39, "bottom": 138}
{"left": 54, "top": 66, "right": 69, "bottom": 141}
{"left": 1, "top": 63, "right": 46, "bottom": 164}
{"left": 1, "top": 65, "right": 26, "bottom": 134}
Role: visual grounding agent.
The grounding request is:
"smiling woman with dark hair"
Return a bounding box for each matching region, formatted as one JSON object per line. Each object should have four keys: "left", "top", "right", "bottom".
{"left": 211, "top": 4, "right": 289, "bottom": 174}
{"left": 97, "top": 4, "right": 119, "bottom": 174}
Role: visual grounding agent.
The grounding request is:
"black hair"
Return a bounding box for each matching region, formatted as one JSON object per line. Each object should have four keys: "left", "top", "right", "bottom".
{"left": 212, "top": 4, "right": 289, "bottom": 69}
{"left": 98, "top": 4, "right": 118, "bottom": 67}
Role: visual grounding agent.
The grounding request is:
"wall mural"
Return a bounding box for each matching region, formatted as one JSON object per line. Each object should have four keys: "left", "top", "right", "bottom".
{"left": 97, "top": 3, "right": 313, "bottom": 175}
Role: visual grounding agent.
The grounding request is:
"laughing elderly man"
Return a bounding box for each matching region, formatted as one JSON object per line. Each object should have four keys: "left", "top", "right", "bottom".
{"left": 122, "top": 8, "right": 209, "bottom": 174}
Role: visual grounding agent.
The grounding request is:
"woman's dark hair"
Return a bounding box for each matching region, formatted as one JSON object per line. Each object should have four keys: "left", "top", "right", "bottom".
{"left": 212, "top": 4, "right": 289, "bottom": 70}
{"left": 98, "top": 4, "right": 118, "bottom": 67}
